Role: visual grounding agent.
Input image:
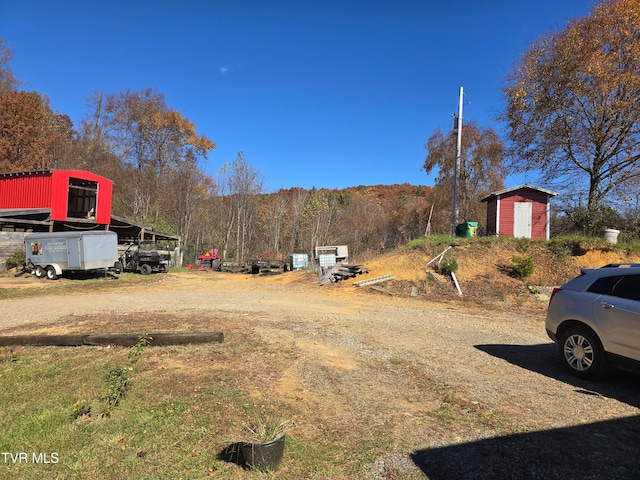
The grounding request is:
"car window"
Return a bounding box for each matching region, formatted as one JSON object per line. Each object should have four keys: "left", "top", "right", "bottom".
{"left": 611, "top": 275, "right": 640, "bottom": 301}
{"left": 587, "top": 275, "right": 622, "bottom": 295}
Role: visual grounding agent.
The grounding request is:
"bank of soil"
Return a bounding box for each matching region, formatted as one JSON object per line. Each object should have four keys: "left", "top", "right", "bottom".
{"left": 1, "top": 245, "right": 639, "bottom": 478}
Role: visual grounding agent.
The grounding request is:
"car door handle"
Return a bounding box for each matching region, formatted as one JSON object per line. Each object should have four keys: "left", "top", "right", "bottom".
{"left": 600, "top": 302, "right": 614, "bottom": 309}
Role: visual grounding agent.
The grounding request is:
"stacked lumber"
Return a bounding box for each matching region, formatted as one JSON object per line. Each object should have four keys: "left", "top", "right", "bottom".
{"left": 314, "top": 263, "right": 369, "bottom": 286}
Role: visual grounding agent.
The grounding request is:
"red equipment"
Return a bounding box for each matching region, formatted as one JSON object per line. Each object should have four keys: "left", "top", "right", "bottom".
{"left": 189, "top": 248, "right": 221, "bottom": 271}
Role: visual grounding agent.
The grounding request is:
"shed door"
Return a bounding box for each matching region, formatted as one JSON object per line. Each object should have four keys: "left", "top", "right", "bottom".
{"left": 513, "top": 202, "right": 532, "bottom": 239}
{"left": 67, "top": 238, "right": 81, "bottom": 268}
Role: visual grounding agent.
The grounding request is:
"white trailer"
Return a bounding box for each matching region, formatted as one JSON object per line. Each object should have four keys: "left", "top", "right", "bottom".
{"left": 25, "top": 231, "right": 120, "bottom": 280}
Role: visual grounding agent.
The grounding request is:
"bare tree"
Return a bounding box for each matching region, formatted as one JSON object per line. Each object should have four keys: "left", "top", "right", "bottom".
{"left": 503, "top": 0, "right": 640, "bottom": 217}
{"left": 0, "top": 37, "right": 21, "bottom": 92}
{"left": 214, "top": 152, "right": 263, "bottom": 262}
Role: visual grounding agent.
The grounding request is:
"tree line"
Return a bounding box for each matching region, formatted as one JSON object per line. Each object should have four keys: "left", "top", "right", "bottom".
{"left": 0, "top": 45, "right": 450, "bottom": 261}
{"left": 3, "top": 0, "right": 640, "bottom": 261}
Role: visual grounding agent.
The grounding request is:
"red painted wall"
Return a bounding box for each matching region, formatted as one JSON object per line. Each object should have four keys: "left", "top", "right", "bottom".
{"left": 0, "top": 170, "right": 113, "bottom": 224}
{"left": 485, "top": 201, "right": 498, "bottom": 235}
{"left": 0, "top": 171, "right": 52, "bottom": 208}
{"left": 499, "top": 190, "right": 549, "bottom": 240}
{"left": 50, "top": 170, "right": 113, "bottom": 223}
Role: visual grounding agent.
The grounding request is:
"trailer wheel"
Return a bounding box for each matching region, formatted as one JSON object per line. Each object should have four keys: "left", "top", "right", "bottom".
{"left": 34, "top": 266, "right": 45, "bottom": 279}
{"left": 140, "top": 264, "right": 152, "bottom": 275}
{"left": 46, "top": 266, "right": 58, "bottom": 280}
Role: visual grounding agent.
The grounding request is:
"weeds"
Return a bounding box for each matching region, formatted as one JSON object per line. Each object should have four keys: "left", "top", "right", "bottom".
{"left": 4, "top": 249, "right": 25, "bottom": 270}
{"left": 128, "top": 334, "right": 151, "bottom": 364}
{"left": 244, "top": 416, "right": 293, "bottom": 442}
{"left": 0, "top": 346, "right": 15, "bottom": 362}
{"left": 71, "top": 399, "right": 92, "bottom": 419}
{"left": 514, "top": 238, "right": 530, "bottom": 253}
{"left": 73, "top": 337, "right": 149, "bottom": 419}
{"left": 101, "top": 363, "right": 131, "bottom": 414}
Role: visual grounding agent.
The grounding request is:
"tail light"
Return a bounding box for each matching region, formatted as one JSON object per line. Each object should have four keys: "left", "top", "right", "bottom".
{"left": 548, "top": 287, "right": 562, "bottom": 306}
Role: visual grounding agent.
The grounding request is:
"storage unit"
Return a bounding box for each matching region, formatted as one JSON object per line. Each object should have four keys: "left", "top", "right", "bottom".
{"left": 317, "top": 254, "right": 337, "bottom": 268}
{"left": 315, "top": 245, "right": 348, "bottom": 264}
{"left": 0, "top": 170, "right": 113, "bottom": 225}
{"left": 0, "top": 170, "right": 180, "bottom": 250}
{"left": 481, "top": 185, "right": 558, "bottom": 240}
{"left": 25, "top": 231, "right": 120, "bottom": 280}
{"left": 289, "top": 253, "right": 309, "bottom": 270}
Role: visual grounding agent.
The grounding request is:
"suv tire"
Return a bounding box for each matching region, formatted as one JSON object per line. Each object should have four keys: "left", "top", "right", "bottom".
{"left": 560, "top": 325, "right": 609, "bottom": 379}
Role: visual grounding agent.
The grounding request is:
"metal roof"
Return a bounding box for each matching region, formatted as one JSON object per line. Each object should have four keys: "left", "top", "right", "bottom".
{"left": 0, "top": 209, "right": 179, "bottom": 243}
{"left": 481, "top": 184, "right": 558, "bottom": 202}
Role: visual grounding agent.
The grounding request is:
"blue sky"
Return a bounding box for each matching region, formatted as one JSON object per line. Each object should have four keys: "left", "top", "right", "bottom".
{"left": 0, "top": 1, "right": 593, "bottom": 192}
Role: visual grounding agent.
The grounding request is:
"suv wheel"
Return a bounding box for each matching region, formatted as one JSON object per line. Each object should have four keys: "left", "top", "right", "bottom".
{"left": 560, "top": 326, "right": 609, "bottom": 379}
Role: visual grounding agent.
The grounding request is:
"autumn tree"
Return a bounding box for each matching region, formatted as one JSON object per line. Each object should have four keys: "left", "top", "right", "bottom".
{"left": 503, "top": 0, "right": 640, "bottom": 220}
{"left": 0, "top": 37, "right": 20, "bottom": 92}
{"left": 83, "top": 88, "right": 215, "bottom": 226}
{"left": 423, "top": 121, "right": 506, "bottom": 222}
{"left": 0, "top": 91, "right": 73, "bottom": 172}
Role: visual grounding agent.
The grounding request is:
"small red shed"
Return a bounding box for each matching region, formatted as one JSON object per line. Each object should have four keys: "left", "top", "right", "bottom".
{"left": 481, "top": 184, "right": 558, "bottom": 240}
{"left": 0, "top": 170, "right": 113, "bottom": 225}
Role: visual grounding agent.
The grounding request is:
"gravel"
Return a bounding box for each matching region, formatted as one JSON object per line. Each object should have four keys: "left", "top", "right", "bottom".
{"left": 1, "top": 271, "right": 639, "bottom": 479}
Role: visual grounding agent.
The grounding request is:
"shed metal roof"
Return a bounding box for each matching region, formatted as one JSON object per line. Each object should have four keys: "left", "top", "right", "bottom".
{"left": 481, "top": 184, "right": 558, "bottom": 202}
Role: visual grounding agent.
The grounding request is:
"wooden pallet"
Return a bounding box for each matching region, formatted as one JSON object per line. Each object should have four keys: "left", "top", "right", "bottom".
{"left": 314, "top": 263, "right": 369, "bottom": 285}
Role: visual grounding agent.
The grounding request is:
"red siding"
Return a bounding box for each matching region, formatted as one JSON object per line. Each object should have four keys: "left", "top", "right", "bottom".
{"left": 485, "top": 200, "right": 498, "bottom": 235}
{"left": 0, "top": 172, "right": 53, "bottom": 208}
{"left": 49, "top": 170, "right": 113, "bottom": 223}
{"left": 95, "top": 177, "right": 113, "bottom": 225}
{"left": 497, "top": 189, "right": 549, "bottom": 240}
{"left": 0, "top": 170, "right": 113, "bottom": 224}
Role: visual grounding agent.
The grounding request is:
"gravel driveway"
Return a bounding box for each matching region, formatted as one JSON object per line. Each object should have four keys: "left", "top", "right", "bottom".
{"left": 1, "top": 271, "right": 639, "bottom": 479}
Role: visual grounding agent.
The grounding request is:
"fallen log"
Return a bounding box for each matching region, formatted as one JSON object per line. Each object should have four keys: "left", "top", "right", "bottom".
{"left": 0, "top": 334, "right": 88, "bottom": 346}
{"left": 0, "top": 332, "right": 224, "bottom": 347}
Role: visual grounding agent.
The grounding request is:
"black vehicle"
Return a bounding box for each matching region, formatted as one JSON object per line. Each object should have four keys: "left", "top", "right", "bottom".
{"left": 121, "top": 241, "right": 170, "bottom": 275}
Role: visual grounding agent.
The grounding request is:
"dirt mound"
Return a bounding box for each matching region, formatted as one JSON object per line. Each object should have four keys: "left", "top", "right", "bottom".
{"left": 337, "top": 242, "right": 640, "bottom": 306}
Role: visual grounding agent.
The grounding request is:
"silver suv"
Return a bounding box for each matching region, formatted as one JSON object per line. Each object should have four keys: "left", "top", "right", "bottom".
{"left": 545, "top": 264, "right": 640, "bottom": 379}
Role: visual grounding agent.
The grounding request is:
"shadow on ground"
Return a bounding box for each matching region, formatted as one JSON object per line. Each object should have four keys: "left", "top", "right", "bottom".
{"left": 410, "top": 343, "right": 640, "bottom": 479}
{"left": 411, "top": 415, "right": 640, "bottom": 479}
{"left": 476, "top": 343, "right": 640, "bottom": 408}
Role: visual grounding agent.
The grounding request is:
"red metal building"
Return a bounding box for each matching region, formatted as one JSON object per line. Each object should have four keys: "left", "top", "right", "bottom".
{"left": 0, "top": 170, "right": 112, "bottom": 225}
{"left": 481, "top": 184, "right": 558, "bottom": 240}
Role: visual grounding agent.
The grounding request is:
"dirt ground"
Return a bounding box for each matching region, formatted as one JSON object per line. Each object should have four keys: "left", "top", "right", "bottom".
{"left": 1, "top": 258, "right": 640, "bottom": 478}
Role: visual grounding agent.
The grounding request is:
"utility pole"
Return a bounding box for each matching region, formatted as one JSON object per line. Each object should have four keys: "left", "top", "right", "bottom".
{"left": 451, "top": 86, "right": 463, "bottom": 236}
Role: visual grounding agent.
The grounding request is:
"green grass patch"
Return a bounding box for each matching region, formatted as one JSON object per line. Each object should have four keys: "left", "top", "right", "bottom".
{"left": 0, "top": 332, "right": 408, "bottom": 479}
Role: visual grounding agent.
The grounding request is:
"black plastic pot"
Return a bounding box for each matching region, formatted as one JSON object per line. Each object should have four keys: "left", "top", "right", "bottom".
{"left": 241, "top": 434, "right": 286, "bottom": 471}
